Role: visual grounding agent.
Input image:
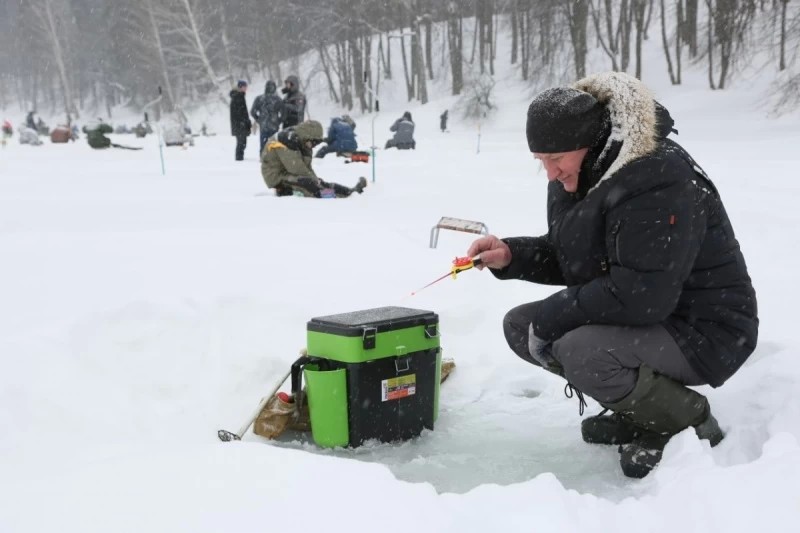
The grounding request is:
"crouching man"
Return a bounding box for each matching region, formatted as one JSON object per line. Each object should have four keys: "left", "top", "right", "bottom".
{"left": 468, "top": 72, "right": 758, "bottom": 478}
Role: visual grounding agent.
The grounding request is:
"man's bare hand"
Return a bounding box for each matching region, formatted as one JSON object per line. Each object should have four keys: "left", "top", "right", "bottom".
{"left": 467, "top": 235, "right": 512, "bottom": 270}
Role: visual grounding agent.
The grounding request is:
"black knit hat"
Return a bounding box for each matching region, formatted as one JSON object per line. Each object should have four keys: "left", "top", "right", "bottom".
{"left": 526, "top": 87, "right": 606, "bottom": 153}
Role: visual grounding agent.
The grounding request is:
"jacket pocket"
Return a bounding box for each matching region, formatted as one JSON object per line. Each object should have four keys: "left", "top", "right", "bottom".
{"left": 609, "top": 209, "right": 675, "bottom": 272}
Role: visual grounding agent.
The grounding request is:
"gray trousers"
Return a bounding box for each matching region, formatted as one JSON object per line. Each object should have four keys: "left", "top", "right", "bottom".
{"left": 503, "top": 303, "right": 705, "bottom": 404}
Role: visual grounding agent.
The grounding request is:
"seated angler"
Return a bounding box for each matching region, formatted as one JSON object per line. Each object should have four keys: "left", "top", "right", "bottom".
{"left": 385, "top": 111, "right": 415, "bottom": 150}
{"left": 261, "top": 120, "right": 367, "bottom": 198}
{"left": 315, "top": 115, "right": 357, "bottom": 159}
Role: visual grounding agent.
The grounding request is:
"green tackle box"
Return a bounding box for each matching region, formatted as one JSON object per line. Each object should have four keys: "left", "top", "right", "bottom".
{"left": 297, "top": 306, "right": 442, "bottom": 448}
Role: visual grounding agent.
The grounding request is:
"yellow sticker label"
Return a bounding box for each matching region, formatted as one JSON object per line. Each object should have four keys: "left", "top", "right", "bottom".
{"left": 381, "top": 374, "right": 416, "bottom": 402}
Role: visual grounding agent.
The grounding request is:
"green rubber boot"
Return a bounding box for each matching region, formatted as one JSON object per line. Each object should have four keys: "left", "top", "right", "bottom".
{"left": 601, "top": 366, "right": 724, "bottom": 479}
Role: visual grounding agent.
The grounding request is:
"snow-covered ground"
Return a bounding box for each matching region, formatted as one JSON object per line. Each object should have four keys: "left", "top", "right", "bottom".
{"left": 2, "top": 66, "right": 800, "bottom": 531}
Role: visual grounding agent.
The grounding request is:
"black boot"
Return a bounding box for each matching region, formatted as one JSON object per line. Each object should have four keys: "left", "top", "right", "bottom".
{"left": 581, "top": 409, "right": 642, "bottom": 445}
{"left": 601, "top": 366, "right": 724, "bottom": 479}
{"left": 352, "top": 176, "right": 367, "bottom": 194}
{"left": 617, "top": 430, "right": 673, "bottom": 479}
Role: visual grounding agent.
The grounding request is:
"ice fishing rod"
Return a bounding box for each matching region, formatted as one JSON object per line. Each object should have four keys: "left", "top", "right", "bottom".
{"left": 143, "top": 86, "right": 165, "bottom": 176}
{"left": 218, "top": 367, "right": 292, "bottom": 442}
{"left": 410, "top": 256, "right": 483, "bottom": 296}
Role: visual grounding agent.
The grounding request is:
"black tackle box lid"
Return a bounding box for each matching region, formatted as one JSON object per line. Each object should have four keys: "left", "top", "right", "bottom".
{"left": 307, "top": 306, "right": 438, "bottom": 337}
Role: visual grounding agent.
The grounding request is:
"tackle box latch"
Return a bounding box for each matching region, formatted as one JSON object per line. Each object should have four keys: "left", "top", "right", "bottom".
{"left": 362, "top": 327, "right": 377, "bottom": 349}
{"left": 424, "top": 318, "right": 439, "bottom": 339}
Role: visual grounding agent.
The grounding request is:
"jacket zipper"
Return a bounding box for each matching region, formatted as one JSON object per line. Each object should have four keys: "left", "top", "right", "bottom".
{"left": 612, "top": 220, "right": 623, "bottom": 269}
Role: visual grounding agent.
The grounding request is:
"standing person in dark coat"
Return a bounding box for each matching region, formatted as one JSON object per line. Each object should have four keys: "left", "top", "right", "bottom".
{"left": 250, "top": 80, "right": 284, "bottom": 156}
{"left": 466, "top": 72, "right": 758, "bottom": 479}
{"left": 281, "top": 75, "right": 306, "bottom": 129}
{"left": 440, "top": 110, "right": 448, "bottom": 132}
{"left": 385, "top": 111, "right": 415, "bottom": 149}
{"left": 229, "top": 80, "right": 252, "bottom": 161}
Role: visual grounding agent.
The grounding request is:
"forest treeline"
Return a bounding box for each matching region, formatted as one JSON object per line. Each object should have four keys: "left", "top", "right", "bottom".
{"left": 0, "top": 0, "right": 797, "bottom": 118}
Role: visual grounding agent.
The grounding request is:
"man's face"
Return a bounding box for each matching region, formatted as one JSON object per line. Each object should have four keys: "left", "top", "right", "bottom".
{"left": 240, "top": 85, "right": 247, "bottom": 93}
{"left": 533, "top": 148, "right": 588, "bottom": 193}
{"left": 284, "top": 81, "right": 293, "bottom": 90}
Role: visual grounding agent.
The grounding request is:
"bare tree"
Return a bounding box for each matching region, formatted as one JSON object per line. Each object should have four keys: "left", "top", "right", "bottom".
{"left": 458, "top": 68, "right": 497, "bottom": 118}
{"left": 218, "top": 6, "right": 236, "bottom": 87}
{"left": 350, "top": 35, "right": 369, "bottom": 112}
{"left": 447, "top": 1, "right": 465, "bottom": 94}
{"left": 475, "top": 0, "right": 495, "bottom": 74}
{"left": 363, "top": 34, "right": 375, "bottom": 111}
{"left": 26, "top": 0, "right": 79, "bottom": 117}
{"left": 0, "top": 0, "right": 795, "bottom": 119}
{"left": 412, "top": 16, "right": 429, "bottom": 103}
{"left": 511, "top": 1, "right": 520, "bottom": 64}
{"left": 705, "top": 0, "right": 717, "bottom": 88}
{"left": 379, "top": 34, "right": 392, "bottom": 79}
{"left": 143, "top": 0, "right": 178, "bottom": 112}
{"left": 682, "top": 0, "right": 700, "bottom": 56}
{"left": 157, "top": 0, "right": 231, "bottom": 103}
{"left": 632, "top": 0, "right": 649, "bottom": 77}
{"left": 317, "top": 45, "right": 341, "bottom": 104}
{"left": 770, "top": 73, "right": 800, "bottom": 115}
{"left": 334, "top": 41, "right": 354, "bottom": 109}
{"left": 660, "top": 0, "right": 683, "bottom": 84}
{"left": 566, "top": 0, "right": 590, "bottom": 79}
{"left": 423, "top": 10, "right": 435, "bottom": 79}
{"left": 705, "top": 0, "right": 757, "bottom": 89}
{"left": 778, "top": 0, "right": 789, "bottom": 70}
{"left": 517, "top": 0, "right": 535, "bottom": 80}
{"left": 399, "top": 26, "right": 415, "bottom": 101}
{"left": 590, "top": 0, "right": 640, "bottom": 72}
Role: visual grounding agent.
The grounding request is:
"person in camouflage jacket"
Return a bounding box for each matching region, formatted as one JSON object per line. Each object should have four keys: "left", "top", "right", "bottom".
{"left": 82, "top": 120, "right": 113, "bottom": 149}
{"left": 260, "top": 120, "right": 366, "bottom": 198}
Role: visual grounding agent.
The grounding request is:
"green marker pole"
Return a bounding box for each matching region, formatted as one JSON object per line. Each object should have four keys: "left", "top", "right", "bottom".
{"left": 371, "top": 99, "right": 379, "bottom": 184}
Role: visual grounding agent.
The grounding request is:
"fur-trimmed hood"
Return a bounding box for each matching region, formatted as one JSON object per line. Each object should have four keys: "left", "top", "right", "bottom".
{"left": 573, "top": 72, "right": 674, "bottom": 191}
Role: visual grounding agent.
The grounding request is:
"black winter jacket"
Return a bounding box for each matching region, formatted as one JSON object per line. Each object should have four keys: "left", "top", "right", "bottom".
{"left": 282, "top": 75, "right": 306, "bottom": 129}
{"left": 251, "top": 82, "right": 284, "bottom": 132}
{"left": 493, "top": 72, "right": 757, "bottom": 387}
{"left": 282, "top": 91, "right": 306, "bottom": 128}
{"left": 229, "top": 90, "right": 251, "bottom": 136}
